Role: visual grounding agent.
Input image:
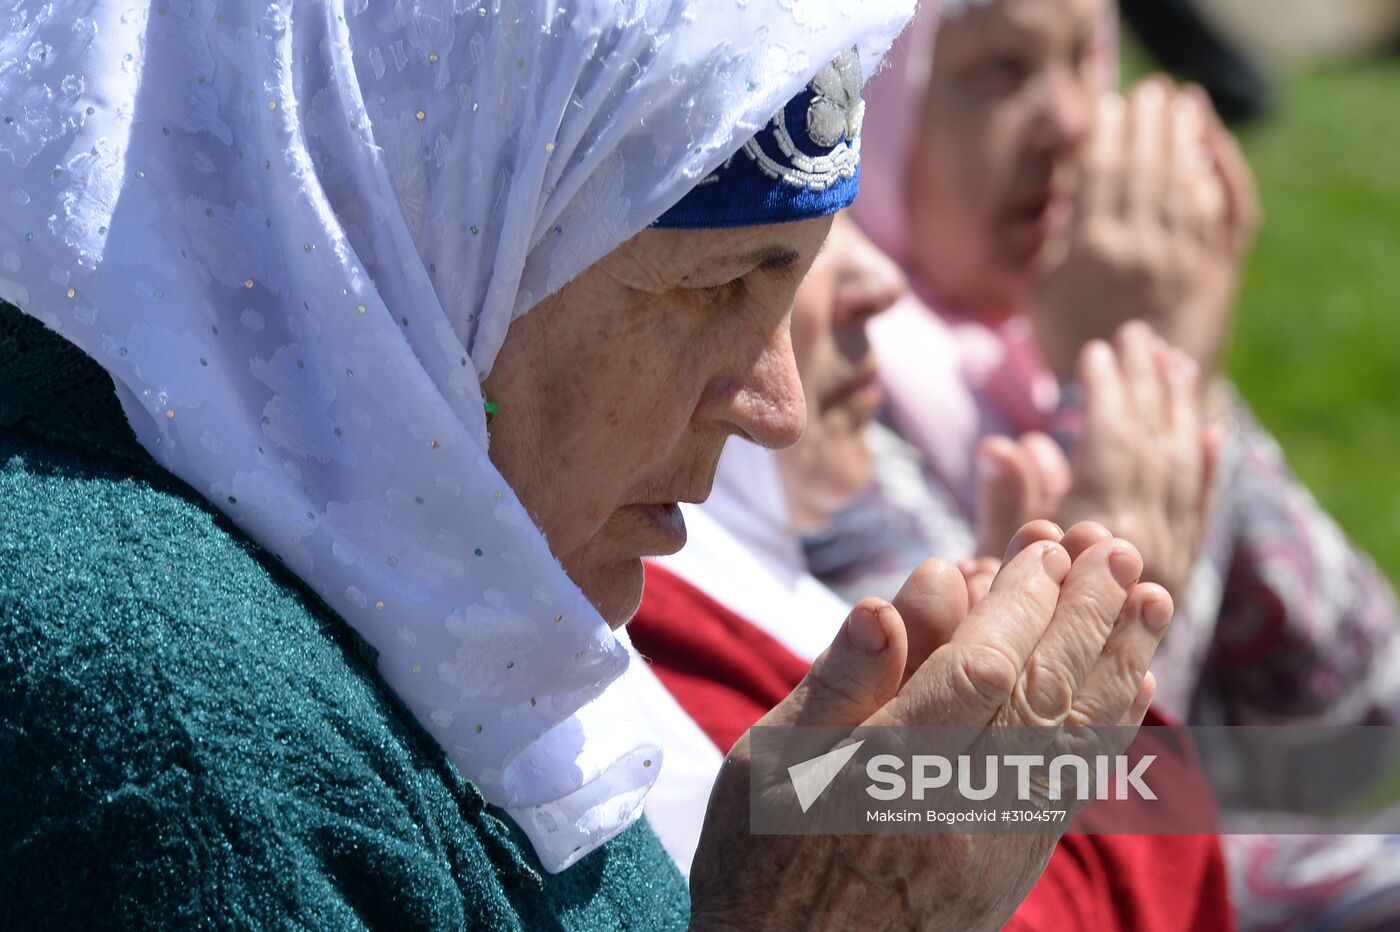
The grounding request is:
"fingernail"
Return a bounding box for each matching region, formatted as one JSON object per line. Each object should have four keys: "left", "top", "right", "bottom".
{"left": 1143, "top": 596, "right": 1173, "bottom": 631}
{"left": 1041, "top": 542, "right": 1071, "bottom": 580}
{"left": 1109, "top": 549, "right": 1140, "bottom": 588}
{"left": 846, "top": 603, "right": 889, "bottom": 653}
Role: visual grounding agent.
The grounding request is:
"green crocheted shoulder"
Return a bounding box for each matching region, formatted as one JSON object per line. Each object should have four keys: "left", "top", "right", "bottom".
{"left": 0, "top": 300, "right": 688, "bottom": 930}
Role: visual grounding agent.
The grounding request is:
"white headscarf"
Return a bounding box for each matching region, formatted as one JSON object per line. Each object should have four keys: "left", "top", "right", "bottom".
{"left": 0, "top": 0, "right": 912, "bottom": 872}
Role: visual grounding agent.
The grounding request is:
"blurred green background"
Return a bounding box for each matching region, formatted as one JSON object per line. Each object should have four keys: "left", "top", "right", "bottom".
{"left": 1126, "top": 45, "right": 1400, "bottom": 584}
{"left": 1230, "top": 57, "right": 1400, "bottom": 585}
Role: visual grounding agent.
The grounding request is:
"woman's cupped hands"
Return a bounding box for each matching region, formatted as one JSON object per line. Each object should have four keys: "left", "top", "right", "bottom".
{"left": 689, "top": 520, "right": 1170, "bottom": 931}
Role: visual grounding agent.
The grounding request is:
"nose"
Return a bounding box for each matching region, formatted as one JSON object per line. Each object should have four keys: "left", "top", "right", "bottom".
{"left": 1030, "top": 64, "right": 1095, "bottom": 157}
{"left": 703, "top": 325, "right": 807, "bottom": 450}
{"left": 835, "top": 228, "right": 908, "bottom": 330}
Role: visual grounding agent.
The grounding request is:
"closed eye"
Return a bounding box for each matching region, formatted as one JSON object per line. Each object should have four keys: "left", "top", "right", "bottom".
{"left": 977, "top": 54, "right": 1031, "bottom": 94}
{"left": 687, "top": 245, "right": 804, "bottom": 303}
{"left": 698, "top": 278, "right": 747, "bottom": 303}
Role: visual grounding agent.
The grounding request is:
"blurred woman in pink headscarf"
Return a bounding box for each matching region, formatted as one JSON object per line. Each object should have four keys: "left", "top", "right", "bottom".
{"left": 817, "top": 0, "right": 1400, "bottom": 927}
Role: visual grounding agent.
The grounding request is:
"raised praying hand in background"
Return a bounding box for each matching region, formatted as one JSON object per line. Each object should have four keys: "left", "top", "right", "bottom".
{"left": 974, "top": 321, "right": 1220, "bottom": 606}
{"left": 1031, "top": 76, "right": 1260, "bottom": 378}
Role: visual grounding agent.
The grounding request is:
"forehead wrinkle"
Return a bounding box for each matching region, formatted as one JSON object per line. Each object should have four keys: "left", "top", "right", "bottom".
{"left": 604, "top": 226, "right": 815, "bottom": 296}
{"left": 596, "top": 242, "right": 675, "bottom": 294}
{"left": 599, "top": 230, "right": 746, "bottom": 292}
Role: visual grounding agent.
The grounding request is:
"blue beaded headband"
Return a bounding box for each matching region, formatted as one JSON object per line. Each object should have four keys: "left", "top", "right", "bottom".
{"left": 652, "top": 48, "right": 865, "bottom": 229}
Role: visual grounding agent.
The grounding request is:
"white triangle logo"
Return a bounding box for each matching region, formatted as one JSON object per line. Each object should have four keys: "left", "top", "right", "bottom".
{"left": 787, "top": 739, "right": 866, "bottom": 813}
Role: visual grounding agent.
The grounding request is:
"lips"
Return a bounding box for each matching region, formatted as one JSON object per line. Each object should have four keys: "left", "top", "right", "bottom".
{"left": 631, "top": 502, "right": 688, "bottom": 555}
{"left": 1001, "top": 186, "right": 1073, "bottom": 259}
{"left": 1006, "top": 173, "right": 1074, "bottom": 231}
{"left": 822, "top": 362, "right": 884, "bottom": 416}
{"left": 1008, "top": 185, "right": 1064, "bottom": 222}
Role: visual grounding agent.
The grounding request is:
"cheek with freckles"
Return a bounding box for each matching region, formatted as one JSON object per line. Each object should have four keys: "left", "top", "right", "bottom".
{"left": 566, "top": 363, "right": 696, "bottom": 515}
{"left": 498, "top": 304, "right": 704, "bottom": 559}
{"left": 549, "top": 339, "right": 719, "bottom": 629}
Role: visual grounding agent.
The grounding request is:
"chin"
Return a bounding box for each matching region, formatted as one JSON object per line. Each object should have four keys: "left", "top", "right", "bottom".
{"left": 968, "top": 256, "right": 1034, "bottom": 318}
{"left": 580, "top": 558, "right": 646, "bottom": 629}
{"left": 825, "top": 436, "right": 873, "bottom": 506}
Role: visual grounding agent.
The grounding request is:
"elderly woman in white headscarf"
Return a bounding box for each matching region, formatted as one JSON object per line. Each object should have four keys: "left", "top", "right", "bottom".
{"left": 1, "top": 1, "right": 1179, "bottom": 928}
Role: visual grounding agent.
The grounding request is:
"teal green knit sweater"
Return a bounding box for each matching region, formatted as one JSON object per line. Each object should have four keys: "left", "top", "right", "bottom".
{"left": 0, "top": 302, "right": 690, "bottom": 930}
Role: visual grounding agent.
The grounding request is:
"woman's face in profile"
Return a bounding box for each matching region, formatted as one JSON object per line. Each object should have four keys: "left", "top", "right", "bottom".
{"left": 483, "top": 216, "right": 833, "bottom": 626}
{"left": 906, "top": 0, "right": 1105, "bottom": 315}
{"left": 776, "top": 215, "right": 907, "bottom": 531}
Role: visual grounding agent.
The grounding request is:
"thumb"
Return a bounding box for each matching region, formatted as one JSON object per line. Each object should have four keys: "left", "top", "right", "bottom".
{"left": 975, "top": 436, "right": 1039, "bottom": 558}
{"left": 762, "top": 599, "right": 907, "bottom": 729}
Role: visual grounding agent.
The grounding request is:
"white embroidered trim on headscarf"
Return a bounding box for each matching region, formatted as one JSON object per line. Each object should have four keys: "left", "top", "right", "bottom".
{"left": 0, "top": 0, "right": 911, "bottom": 872}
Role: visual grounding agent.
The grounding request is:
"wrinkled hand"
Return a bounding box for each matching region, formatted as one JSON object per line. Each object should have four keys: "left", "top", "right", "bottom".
{"left": 1031, "top": 76, "right": 1259, "bottom": 377}
{"left": 973, "top": 322, "right": 1219, "bottom": 603}
{"left": 689, "top": 521, "right": 1171, "bottom": 931}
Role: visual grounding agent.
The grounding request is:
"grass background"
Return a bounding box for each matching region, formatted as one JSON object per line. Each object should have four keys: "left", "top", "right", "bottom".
{"left": 1123, "top": 43, "right": 1400, "bottom": 813}
{"left": 1125, "top": 44, "right": 1400, "bottom": 584}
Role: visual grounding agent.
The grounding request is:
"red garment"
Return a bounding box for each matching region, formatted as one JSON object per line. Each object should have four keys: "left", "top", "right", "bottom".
{"left": 630, "top": 562, "right": 1236, "bottom": 932}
